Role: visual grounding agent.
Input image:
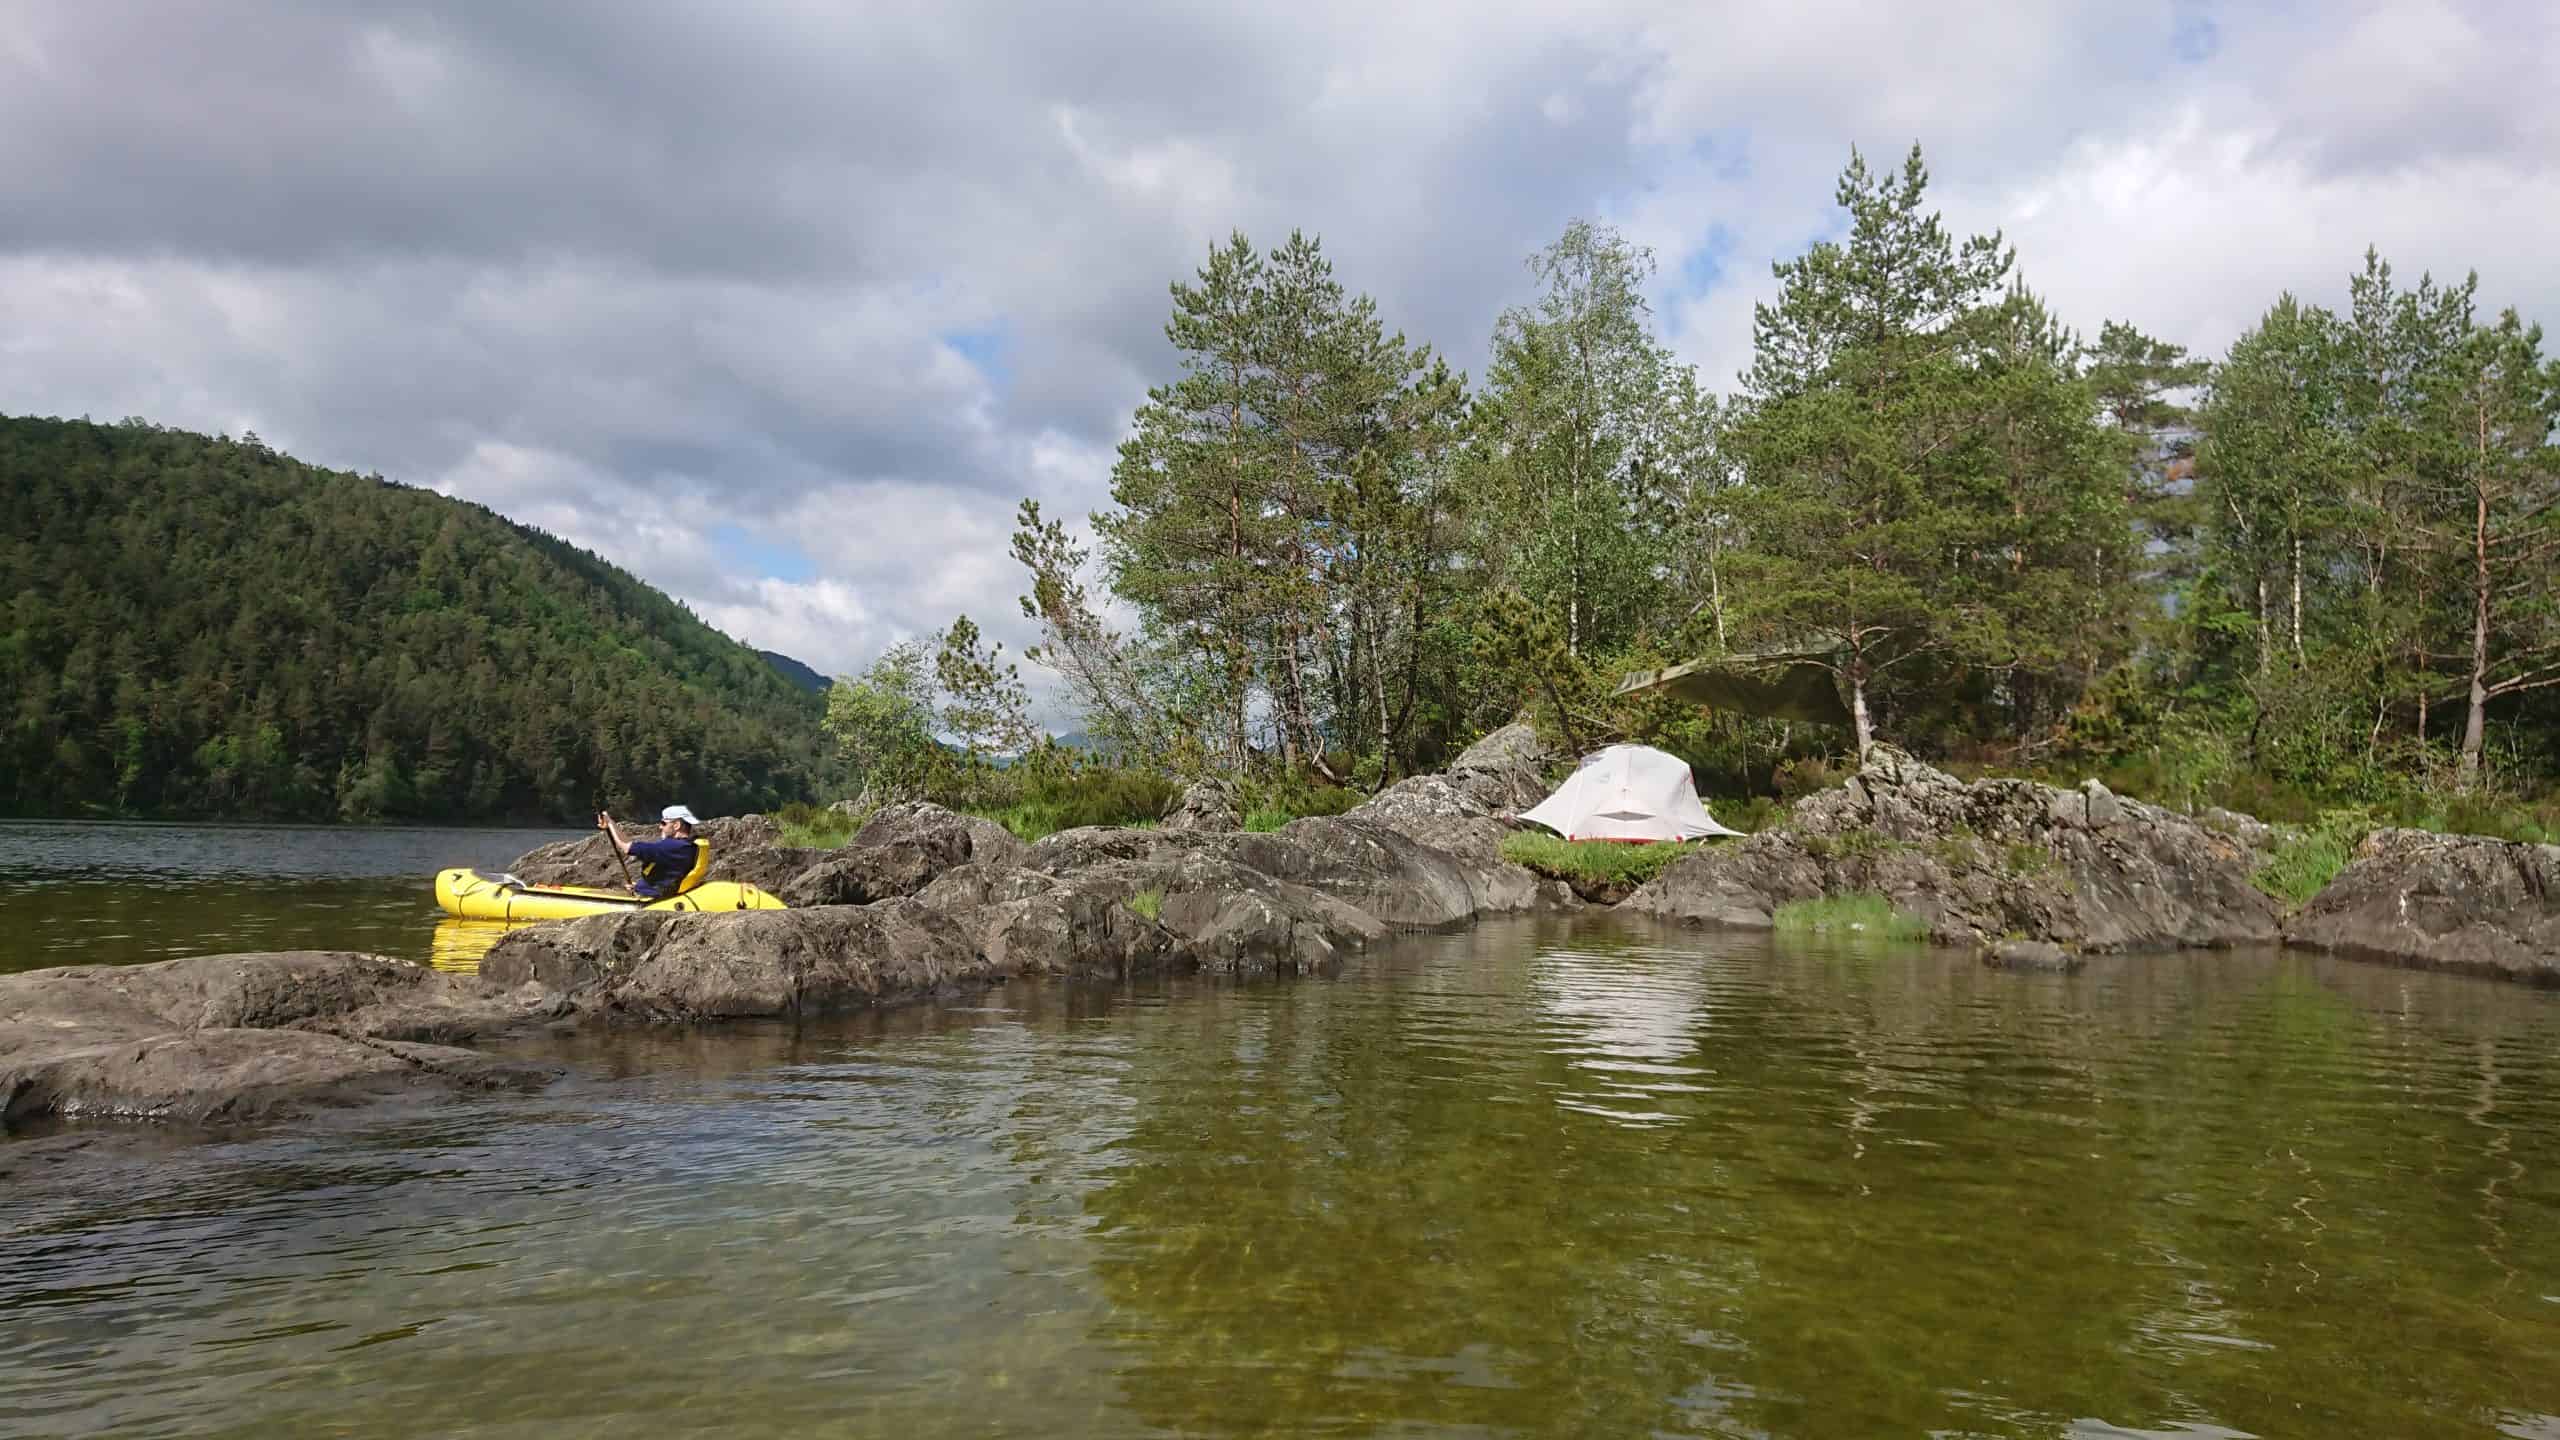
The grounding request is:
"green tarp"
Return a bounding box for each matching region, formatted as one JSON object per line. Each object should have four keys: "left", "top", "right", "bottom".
{"left": 1611, "top": 653, "right": 1853, "bottom": 729}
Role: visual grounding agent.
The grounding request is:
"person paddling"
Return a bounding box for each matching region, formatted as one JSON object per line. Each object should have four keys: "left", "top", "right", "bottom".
{"left": 597, "top": 805, "right": 707, "bottom": 899}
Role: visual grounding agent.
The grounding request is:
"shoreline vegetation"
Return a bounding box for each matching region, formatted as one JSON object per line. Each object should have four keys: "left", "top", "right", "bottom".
{"left": 801, "top": 145, "right": 2555, "bottom": 885}
{"left": 1772, "top": 894, "right": 1932, "bottom": 942}
{"left": 6, "top": 146, "right": 2554, "bottom": 870}
{"left": 7, "top": 726, "right": 2557, "bottom": 1136}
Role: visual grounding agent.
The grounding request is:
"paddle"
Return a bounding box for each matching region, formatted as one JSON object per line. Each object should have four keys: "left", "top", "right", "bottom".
{"left": 596, "top": 809, "right": 638, "bottom": 891}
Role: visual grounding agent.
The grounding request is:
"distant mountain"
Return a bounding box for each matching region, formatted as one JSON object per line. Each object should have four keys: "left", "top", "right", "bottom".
{"left": 758, "top": 650, "right": 832, "bottom": 694}
{"left": 0, "top": 413, "right": 844, "bottom": 822}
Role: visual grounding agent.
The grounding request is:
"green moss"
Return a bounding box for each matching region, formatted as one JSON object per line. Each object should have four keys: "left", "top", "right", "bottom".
{"left": 1499, "top": 832, "right": 1701, "bottom": 888}
{"left": 1772, "top": 893, "right": 1930, "bottom": 941}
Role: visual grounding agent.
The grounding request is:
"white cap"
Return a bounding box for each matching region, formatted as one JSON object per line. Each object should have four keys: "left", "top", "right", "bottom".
{"left": 661, "top": 805, "right": 701, "bottom": 826}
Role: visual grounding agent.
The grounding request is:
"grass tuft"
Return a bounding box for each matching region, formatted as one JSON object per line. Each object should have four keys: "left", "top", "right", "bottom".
{"left": 1128, "top": 888, "right": 1163, "bottom": 921}
{"left": 2254, "top": 808, "right": 2372, "bottom": 906}
{"left": 1499, "top": 832, "right": 1701, "bottom": 888}
{"left": 1772, "top": 892, "right": 1930, "bottom": 941}
{"left": 776, "top": 801, "right": 858, "bottom": 848}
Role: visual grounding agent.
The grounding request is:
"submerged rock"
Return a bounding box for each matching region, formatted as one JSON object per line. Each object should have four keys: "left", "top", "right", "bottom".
{"left": 1980, "top": 939, "right": 2083, "bottom": 973}
{"left": 1624, "top": 745, "right": 2280, "bottom": 952}
{"left": 2286, "top": 829, "right": 2560, "bottom": 984}
{"left": 0, "top": 952, "right": 558, "bottom": 1126}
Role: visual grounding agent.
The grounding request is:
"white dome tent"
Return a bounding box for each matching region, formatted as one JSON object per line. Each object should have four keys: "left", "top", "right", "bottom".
{"left": 1518, "top": 744, "right": 1741, "bottom": 843}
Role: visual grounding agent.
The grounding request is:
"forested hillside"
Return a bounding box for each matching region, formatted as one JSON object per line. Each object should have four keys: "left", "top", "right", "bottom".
{"left": 0, "top": 414, "right": 840, "bottom": 821}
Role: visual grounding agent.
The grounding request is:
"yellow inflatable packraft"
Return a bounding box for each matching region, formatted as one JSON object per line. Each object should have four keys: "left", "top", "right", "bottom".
{"left": 433, "top": 866, "right": 787, "bottom": 922}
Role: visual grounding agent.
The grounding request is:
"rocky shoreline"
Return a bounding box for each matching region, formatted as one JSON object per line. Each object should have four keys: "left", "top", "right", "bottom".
{"left": 8, "top": 727, "right": 2557, "bottom": 1130}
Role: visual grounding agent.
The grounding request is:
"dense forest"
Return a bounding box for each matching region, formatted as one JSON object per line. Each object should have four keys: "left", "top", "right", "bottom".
{"left": 0, "top": 415, "right": 841, "bottom": 822}
{"left": 848, "top": 143, "right": 2558, "bottom": 832}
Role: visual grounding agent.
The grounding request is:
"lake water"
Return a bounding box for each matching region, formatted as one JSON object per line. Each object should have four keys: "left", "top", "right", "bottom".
{"left": 6, "top": 824, "right": 2560, "bottom": 1437}
{"left": 0, "top": 819, "right": 581, "bottom": 973}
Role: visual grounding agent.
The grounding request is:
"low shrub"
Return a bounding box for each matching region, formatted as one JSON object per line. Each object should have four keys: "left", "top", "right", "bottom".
{"left": 1772, "top": 893, "right": 1930, "bottom": 941}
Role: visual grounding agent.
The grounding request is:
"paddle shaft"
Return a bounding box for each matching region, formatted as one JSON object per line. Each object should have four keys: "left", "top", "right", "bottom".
{"left": 599, "top": 809, "right": 637, "bottom": 889}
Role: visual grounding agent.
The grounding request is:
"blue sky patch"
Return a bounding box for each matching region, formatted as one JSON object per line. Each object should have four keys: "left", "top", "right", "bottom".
{"left": 711, "top": 523, "right": 817, "bottom": 584}
{"left": 2171, "top": 4, "right": 2220, "bottom": 63}
{"left": 942, "top": 323, "right": 1012, "bottom": 390}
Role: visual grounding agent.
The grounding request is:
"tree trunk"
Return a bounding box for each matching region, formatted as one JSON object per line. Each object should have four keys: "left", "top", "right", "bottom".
{"left": 1361, "top": 607, "right": 1393, "bottom": 782}
{"left": 2459, "top": 464, "right": 2492, "bottom": 791}
{"left": 2255, "top": 576, "right": 2272, "bottom": 676}
{"left": 1849, "top": 664, "right": 1875, "bottom": 761}
{"left": 2289, "top": 534, "right": 2305, "bottom": 661}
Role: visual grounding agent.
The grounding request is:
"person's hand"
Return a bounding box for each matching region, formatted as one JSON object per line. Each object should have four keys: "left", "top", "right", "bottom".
{"left": 596, "top": 810, "right": 613, "bottom": 831}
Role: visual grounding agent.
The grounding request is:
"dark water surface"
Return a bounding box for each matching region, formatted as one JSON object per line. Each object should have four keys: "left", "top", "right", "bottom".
{"left": 6, "top": 828, "right": 2560, "bottom": 1437}
{"left": 0, "top": 819, "right": 578, "bottom": 972}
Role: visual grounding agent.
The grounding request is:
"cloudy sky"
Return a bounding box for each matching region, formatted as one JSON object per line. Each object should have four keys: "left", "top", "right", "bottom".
{"left": 6, "top": 1, "right": 2555, "bottom": 706}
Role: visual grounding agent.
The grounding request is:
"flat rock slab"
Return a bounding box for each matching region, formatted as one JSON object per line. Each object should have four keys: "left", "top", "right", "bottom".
{"left": 1, "top": 952, "right": 559, "bottom": 1127}
{"left": 2286, "top": 829, "right": 2560, "bottom": 984}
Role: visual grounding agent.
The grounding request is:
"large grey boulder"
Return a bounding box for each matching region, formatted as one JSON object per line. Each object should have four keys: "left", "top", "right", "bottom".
{"left": 1023, "top": 816, "right": 1549, "bottom": 934}
{"left": 1441, "top": 722, "right": 1555, "bottom": 815}
{"left": 852, "top": 801, "right": 1028, "bottom": 868}
{"left": 1624, "top": 746, "right": 2280, "bottom": 951}
{"left": 480, "top": 901, "right": 996, "bottom": 1020}
{"left": 990, "top": 828, "right": 1391, "bottom": 972}
{"left": 2286, "top": 829, "right": 2560, "bottom": 984}
{"left": 1, "top": 953, "right": 558, "bottom": 1126}
{"left": 779, "top": 801, "right": 1028, "bottom": 906}
{"left": 1160, "top": 776, "right": 1244, "bottom": 833}
{"left": 1343, "top": 723, "right": 1575, "bottom": 915}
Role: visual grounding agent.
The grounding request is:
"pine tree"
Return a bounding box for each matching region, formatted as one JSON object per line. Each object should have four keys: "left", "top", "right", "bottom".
{"left": 1726, "top": 144, "right": 2021, "bottom": 756}
{"left": 2413, "top": 310, "right": 2560, "bottom": 788}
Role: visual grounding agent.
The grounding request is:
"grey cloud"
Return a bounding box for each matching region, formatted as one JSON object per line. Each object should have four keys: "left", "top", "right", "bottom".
{"left": 6, "top": 0, "right": 2558, "bottom": 703}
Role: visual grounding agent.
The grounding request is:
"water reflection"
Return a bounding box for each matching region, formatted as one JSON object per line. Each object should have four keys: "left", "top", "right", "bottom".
{"left": 6, "top": 922, "right": 2560, "bottom": 1437}
{"left": 429, "top": 918, "right": 522, "bottom": 972}
{"left": 1530, "top": 937, "right": 1715, "bottom": 1127}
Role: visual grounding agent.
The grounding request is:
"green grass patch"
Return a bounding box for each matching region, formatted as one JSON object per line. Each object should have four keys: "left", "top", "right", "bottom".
{"left": 1127, "top": 888, "right": 1163, "bottom": 921}
{"left": 1499, "top": 832, "right": 1700, "bottom": 888}
{"left": 1772, "top": 893, "right": 1930, "bottom": 941}
{"left": 1242, "top": 808, "right": 1293, "bottom": 833}
{"left": 2003, "top": 841, "right": 2053, "bottom": 875}
{"left": 775, "top": 801, "right": 858, "bottom": 848}
{"left": 2253, "top": 808, "right": 2373, "bottom": 906}
{"left": 1799, "top": 826, "right": 1909, "bottom": 862}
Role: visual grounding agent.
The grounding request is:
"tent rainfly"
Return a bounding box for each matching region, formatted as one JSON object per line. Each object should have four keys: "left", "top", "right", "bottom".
{"left": 1518, "top": 744, "right": 1741, "bottom": 842}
